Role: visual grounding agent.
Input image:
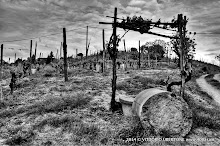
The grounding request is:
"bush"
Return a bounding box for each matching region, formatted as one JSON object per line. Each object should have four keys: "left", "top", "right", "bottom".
{"left": 43, "top": 65, "right": 56, "bottom": 77}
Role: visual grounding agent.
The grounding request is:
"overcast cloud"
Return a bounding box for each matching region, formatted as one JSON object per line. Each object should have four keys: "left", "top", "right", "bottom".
{"left": 0, "top": 0, "right": 219, "bottom": 64}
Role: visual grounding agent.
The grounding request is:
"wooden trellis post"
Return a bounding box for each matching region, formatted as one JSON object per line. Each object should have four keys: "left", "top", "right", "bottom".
{"left": 35, "top": 42, "right": 37, "bottom": 61}
{"left": 178, "top": 14, "right": 185, "bottom": 98}
{"left": 0, "top": 44, "right": 3, "bottom": 100}
{"left": 60, "top": 42, "right": 62, "bottom": 59}
{"left": 14, "top": 53, "right": 16, "bottom": 63}
{"left": 86, "top": 26, "right": 88, "bottom": 59}
{"left": 63, "top": 28, "right": 68, "bottom": 82}
{"left": 0, "top": 44, "right": 3, "bottom": 80}
{"left": 30, "top": 40, "right": 32, "bottom": 75}
{"left": 138, "top": 40, "right": 141, "bottom": 69}
{"left": 123, "top": 39, "right": 128, "bottom": 70}
{"left": 102, "top": 29, "right": 105, "bottom": 72}
{"left": 111, "top": 7, "right": 118, "bottom": 109}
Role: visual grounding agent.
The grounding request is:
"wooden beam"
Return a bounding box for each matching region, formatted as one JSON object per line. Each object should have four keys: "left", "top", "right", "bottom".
{"left": 63, "top": 28, "right": 68, "bottom": 81}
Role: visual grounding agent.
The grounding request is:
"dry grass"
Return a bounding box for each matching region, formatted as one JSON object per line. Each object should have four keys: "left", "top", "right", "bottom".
{"left": 205, "top": 74, "right": 220, "bottom": 90}
{"left": 0, "top": 93, "right": 91, "bottom": 119}
{"left": 1, "top": 62, "right": 220, "bottom": 145}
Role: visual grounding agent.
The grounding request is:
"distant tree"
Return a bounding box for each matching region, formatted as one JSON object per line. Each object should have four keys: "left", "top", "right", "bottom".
{"left": 46, "top": 51, "right": 54, "bottom": 64}
{"left": 14, "top": 58, "right": 23, "bottom": 65}
{"left": 215, "top": 54, "right": 220, "bottom": 66}
{"left": 141, "top": 39, "right": 166, "bottom": 60}
{"left": 131, "top": 47, "right": 138, "bottom": 52}
{"left": 77, "top": 53, "right": 83, "bottom": 58}
{"left": 170, "top": 35, "right": 196, "bottom": 66}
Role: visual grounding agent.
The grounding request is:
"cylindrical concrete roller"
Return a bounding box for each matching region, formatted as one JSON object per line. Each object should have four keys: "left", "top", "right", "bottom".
{"left": 132, "top": 88, "right": 192, "bottom": 137}
{"left": 132, "top": 88, "right": 169, "bottom": 117}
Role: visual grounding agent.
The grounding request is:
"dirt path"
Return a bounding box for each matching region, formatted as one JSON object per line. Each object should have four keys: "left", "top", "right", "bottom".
{"left": 214, "top": 73, "right": 220, "bottom": 82}
{"left": 196, "top": 74, "right": 220, "bottom": 105}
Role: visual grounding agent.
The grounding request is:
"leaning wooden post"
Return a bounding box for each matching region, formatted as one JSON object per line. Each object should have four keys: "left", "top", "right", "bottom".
{"left": 63, "top": 28, "right": 68, "bottom": 82}
{"left": 138, "top": 40, "right": 141, "bottom": 69}
{"left": 0, "top": 44, "right": 3, "bottom": 100}
{"left": 30, "top": 40, "right": 32, "bottom": 75}
{"left": 111, "top": 7, "right": 117, "bottom": 110}
{"left": 102, "top": 29, "right": 105, "bottom": 73}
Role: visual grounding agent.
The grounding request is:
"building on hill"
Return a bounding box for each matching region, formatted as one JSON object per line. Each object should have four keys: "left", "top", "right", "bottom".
{"left": 37, "top": 58, "right": 48, "bottom": 65}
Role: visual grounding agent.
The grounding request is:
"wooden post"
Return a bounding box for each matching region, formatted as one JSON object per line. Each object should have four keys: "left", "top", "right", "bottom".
{"left": 14, "top": 53, "right": 16, "bottom": 63}
{"left": 148, "top": 52, "right": 150, "bottom": 67}
{"left": 56, "top": 49, "right": 58, "bottom": 59}
{"left": 178, "top": 14, "right": 185, "bottom": 98}
{"left": 138, "top": 40, "right": 141, "bottom": 69}
{"left": 102, "top": 29, "right": 105, "bottom": 73}
{"left": 30, "top": 40, "right": 32, "bottom": 75}
{"left": 60, "top": 42, "right": 62, "bottom": 59}
{"left": 0, "top": 44, "right": 3, "bottom": 100}
{"left": 76, "top": 49, "right": 78, "bottom": 58}
{"left": 123, "top": 39, "right": 127, "bottom": 70}
{"left": 35, "top": 41, "right": 37, "bottom": 61}
{"left": 0, "top": 44, "right": 3, "bottom": 80}
{"left": 63, "top": 28, "right": 68, "bottom": 82}
{"left": 111, "top": 7, "right": 117, "bottom": 110}
{"left": 86, "top": 26, "right": 88, "bottom": 59}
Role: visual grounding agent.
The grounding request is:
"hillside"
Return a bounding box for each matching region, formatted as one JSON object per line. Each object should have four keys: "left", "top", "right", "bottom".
{"left": 0, "top": 58, "right": 220, "bottom": 145}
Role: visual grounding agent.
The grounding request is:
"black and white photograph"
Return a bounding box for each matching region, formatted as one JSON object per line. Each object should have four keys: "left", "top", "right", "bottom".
{"left": 0, "top": 0, "right": 220, "bottom": 145}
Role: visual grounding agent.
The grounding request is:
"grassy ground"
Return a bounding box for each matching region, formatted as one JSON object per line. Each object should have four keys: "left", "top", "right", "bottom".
{"left": 0, "top": 65, "right": 220, "bottom": 145}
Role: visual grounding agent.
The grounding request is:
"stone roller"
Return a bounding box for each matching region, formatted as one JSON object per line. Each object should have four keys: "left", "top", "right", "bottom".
{"left": 119, "top": 88, "right": 192, "bottom": 137}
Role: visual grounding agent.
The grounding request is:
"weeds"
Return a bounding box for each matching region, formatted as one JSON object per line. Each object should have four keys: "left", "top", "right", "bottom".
{"left": 5, "top": 126, "right": 35, "bottom": 146}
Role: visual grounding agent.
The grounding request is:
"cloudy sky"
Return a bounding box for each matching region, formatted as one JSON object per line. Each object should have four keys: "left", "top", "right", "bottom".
{"left": 0, "top": 0, "right": 219, "bottom": 64}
